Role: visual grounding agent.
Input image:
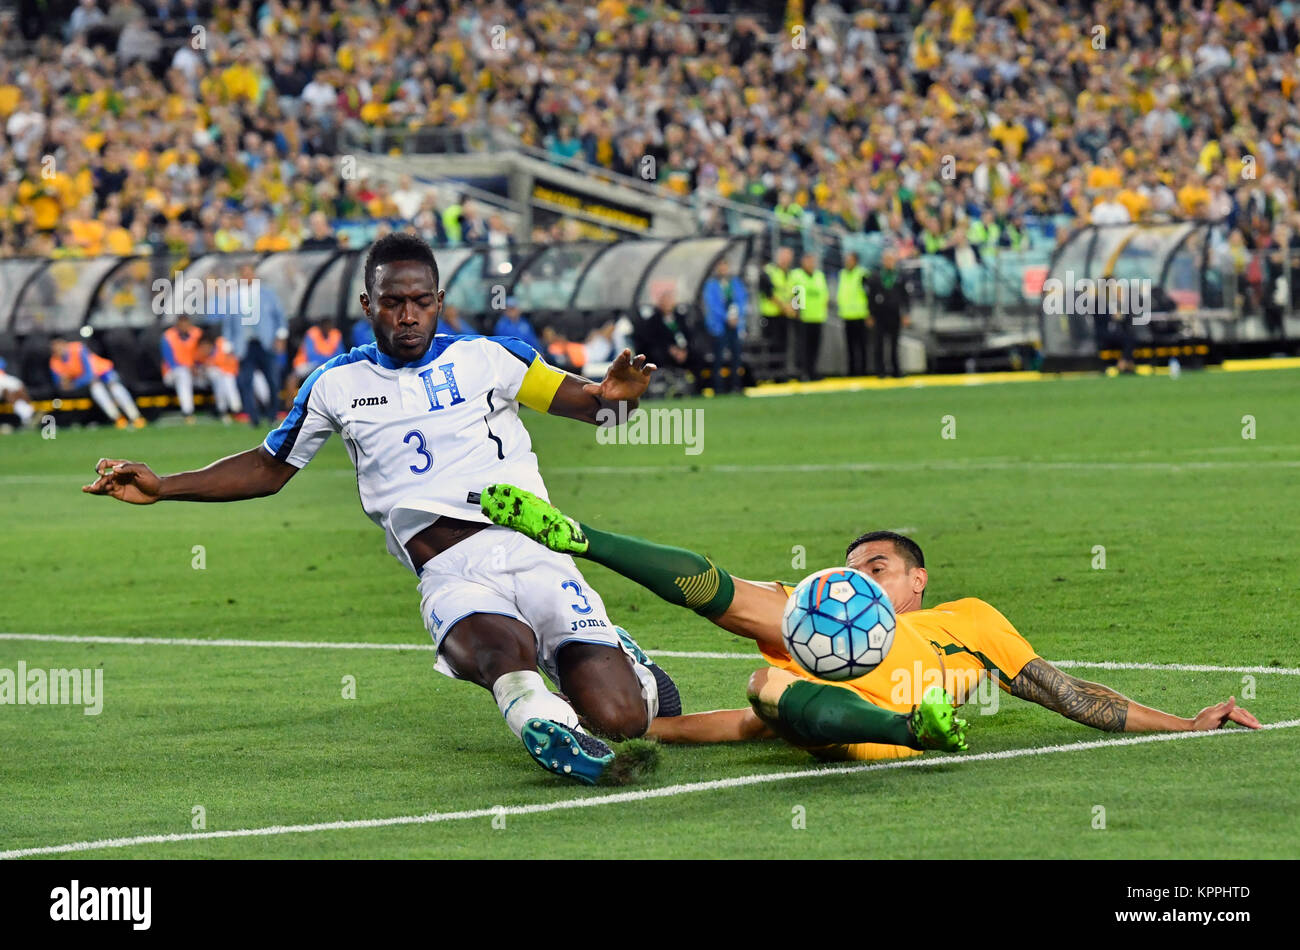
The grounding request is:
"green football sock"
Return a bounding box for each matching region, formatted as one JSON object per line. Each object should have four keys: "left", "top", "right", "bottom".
{"left": 578, "top": 524, "right": 736, "bottom": 618}
{"left": 777, "top": 679, "right": 917, "bottom": 748}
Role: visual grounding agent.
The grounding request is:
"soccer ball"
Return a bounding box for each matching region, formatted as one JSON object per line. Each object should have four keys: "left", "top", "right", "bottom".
{"left": 781, "top": 567, "right": 896, "bottom": 681}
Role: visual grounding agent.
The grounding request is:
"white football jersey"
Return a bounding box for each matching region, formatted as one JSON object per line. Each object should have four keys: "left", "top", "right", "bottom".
{"left": 263, "top": 335, "right": 569, "bottom": 574}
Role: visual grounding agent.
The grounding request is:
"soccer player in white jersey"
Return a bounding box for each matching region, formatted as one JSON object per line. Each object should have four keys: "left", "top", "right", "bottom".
{"left": 83, "top": 233, "right": 677, "bottom": 785}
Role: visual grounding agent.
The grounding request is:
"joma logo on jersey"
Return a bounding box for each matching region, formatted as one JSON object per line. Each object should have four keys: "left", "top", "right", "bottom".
{"left": 419, "top": 363, "right": 465, "bottom": 411}
{"left": 350, "top": 396, "right": 388, "bottom": 408}
{"left": 569, "top": 618, "right": 608, "bottom": 632}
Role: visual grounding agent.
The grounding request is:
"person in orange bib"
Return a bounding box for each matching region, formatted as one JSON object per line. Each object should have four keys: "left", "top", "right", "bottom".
{"left": 160, "top": 315, "right": 204, "bottom": 422}
{"left": 480, "top": 485, "right": 1262, "bottom": 762}
{"left": 290, "top": 320, "right": 345, "bottom": 397}
{"left": 49, "top": 336, "right": 144, "bottom": 428}
{"left": 195, "top": 335, "right": 243, "bottom": 422}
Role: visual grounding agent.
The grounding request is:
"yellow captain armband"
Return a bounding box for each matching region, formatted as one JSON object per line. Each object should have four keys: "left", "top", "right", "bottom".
{"left": 516, "top": 356, "right": 567, "bottom": 412}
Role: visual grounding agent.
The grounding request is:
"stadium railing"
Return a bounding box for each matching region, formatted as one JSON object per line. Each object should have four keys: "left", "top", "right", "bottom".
{"left": 1040, "top": 221, "right": 1299, "bottom": 365}
{"left": 0, "top": 234, "right": 755, "bottom": 402}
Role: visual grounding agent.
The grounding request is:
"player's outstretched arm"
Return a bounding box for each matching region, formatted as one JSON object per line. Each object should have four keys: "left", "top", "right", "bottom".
{"left": 547, "top": 348, "right": 656, "bottom": 425}
{"left": 81, "top": 447, "right": 298, "bottom": 504}
{"left": 648, "top": 708, "right": 775, "bottom": 743}
{"left": 1009, "top": 658, "right": 1262, "bottom": 733}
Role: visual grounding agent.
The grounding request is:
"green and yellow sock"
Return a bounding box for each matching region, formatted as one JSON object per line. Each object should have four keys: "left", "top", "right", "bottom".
{"left": 776, "top": 679, "right": 917, "bottom": 749}
{"left": 580, "top": 524, "right": 736, "bottom": 619}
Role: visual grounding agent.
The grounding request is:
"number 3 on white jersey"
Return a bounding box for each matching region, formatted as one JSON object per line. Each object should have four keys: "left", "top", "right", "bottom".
{"left": 403, "top": 429, "right": 433, "bottom": 474}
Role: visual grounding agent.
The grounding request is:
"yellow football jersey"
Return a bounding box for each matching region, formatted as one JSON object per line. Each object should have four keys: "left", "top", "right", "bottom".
{"left": 763, "top": 590, "right": 1039, "bottom": 713}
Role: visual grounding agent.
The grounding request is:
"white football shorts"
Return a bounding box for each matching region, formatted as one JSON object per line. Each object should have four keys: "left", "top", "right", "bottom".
{"left": 417, "top": 524, "right": 621, "bottom": 685}
{"left": 0, "top": 372, "right": 25, "bottom": 395}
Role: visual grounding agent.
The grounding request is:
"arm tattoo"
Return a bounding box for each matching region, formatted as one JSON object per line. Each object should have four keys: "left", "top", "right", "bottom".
{"left": 1010, "top": 658, "right": 1130, "bottom": 732}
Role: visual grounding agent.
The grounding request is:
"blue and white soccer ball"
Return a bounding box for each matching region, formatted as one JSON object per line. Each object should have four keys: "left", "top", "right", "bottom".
{"left": 781, "top": 567, "right": 896, "bottom": 681}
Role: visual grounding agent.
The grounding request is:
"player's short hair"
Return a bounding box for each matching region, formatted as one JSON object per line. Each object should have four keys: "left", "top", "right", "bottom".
{"left": 363, "top": 232, "right": 439, "bottom": 297}
{"left": 845, "top": 530, "right": 925, "bottom": 570}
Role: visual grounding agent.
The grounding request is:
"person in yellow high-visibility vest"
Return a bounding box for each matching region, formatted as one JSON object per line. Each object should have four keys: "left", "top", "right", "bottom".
{"left": 837, "top": 251, "right": 870, "bottom": 376}
{"left": 758, "top": 246, "right": 795, "bottom": 375}
{"left": 788, "top": 251, "right": 829, "bottom": 381}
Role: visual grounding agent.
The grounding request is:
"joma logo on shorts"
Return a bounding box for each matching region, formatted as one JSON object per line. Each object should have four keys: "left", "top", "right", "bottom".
{"left": 570, "top": 618, "right": 608, "bottom": 632}
{"left": 351, "top": 396, "right": 388, "bottom": 408}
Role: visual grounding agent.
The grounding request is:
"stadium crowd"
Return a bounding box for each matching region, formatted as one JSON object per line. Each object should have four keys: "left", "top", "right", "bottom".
{"left": 2, "top": 0, "right": 1300, "bottom": 261}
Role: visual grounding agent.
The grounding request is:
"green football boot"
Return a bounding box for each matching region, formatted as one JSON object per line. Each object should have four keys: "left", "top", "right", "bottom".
{"left": 909, "top": 686, "right": 970, "bottom": 752}
{"left": 481, "top": 483, "right": 589, "bottom": 555}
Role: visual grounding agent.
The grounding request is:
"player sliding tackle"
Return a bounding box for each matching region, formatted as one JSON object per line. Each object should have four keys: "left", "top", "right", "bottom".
{"left": 481, "top": 485, "right": 1261, "bottom": 760}
{"left": 83, "top": 233, "right": 679, "bottom": 786}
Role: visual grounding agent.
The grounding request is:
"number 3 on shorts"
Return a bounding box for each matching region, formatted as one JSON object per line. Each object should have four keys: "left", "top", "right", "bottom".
{"left": 562, "top": 580, "right": 592, "bottom": 615}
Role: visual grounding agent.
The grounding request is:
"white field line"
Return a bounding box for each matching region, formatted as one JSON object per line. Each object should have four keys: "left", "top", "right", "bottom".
{"left": 7, "top": 454, "right": 1300, "bottom": 486}
{"left": 1, "top": 632, "right": 1297, "bottom": 677}
{"left": 549, "top": 459, "right": 1300, "bottom": 476}
{"left": 0, "top": 632, "right": 436, "bottom": 652}
{"left": 1050, "top": 660, "right": 1300, "bottom": 676}
{"left": 3, "top": 719, "right": 1296, "bottom": 861}
{"left": 1, "top": 633, "right": 1297, "bottom": 676}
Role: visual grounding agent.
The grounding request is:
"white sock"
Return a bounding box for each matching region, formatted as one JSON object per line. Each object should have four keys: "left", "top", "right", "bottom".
{"left": 631, "top": 661, "right": 659, "bottom": 722}
{"left": 13, "top": 399, "right": 33, "bottom": 424}
{"left": 492, "top": 670, "right": 579, "bottom": 739}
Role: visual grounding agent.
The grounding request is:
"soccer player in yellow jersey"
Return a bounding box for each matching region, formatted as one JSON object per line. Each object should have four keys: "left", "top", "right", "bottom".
{"left": 482, "top": 485, "right": 1260, "bottom": 761}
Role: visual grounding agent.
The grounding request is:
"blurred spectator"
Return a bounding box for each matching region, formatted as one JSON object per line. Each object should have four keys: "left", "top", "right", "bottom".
{"left": 49, "top": 335, "right": 145, "bottom": 428}
{"left": 219, "top": 263, "right": 288, "bottom": 427}
{"left": 291, "top": 319, "right": 345, "bottom": 395}
{"left": 493, "top": 297, "right": 542, "bottom": 353}
{"left": 485, "top": 213, "right": 514, "bottom": 273}
{"left": 702, "top": 257, "right": 748, "bottom": 394}
{"left": 580, "top": 320, "right": 622, "bottom": 375}
{"left": 351, "top": 319, "right": 377, "bottom": 349}
{"left": 542, "top": 326, "right": 585, "bottom": 375}
{"left": 788, "top": 252, "right": 829, "bottom": 381}
{"left": 392, "top": 175, "right": 426, "bottom": 222}
{"left": 117, "top": 15, "right": 162, "bottom": 68}
{"left": 161, "top": 314, "right": 204, "bottom": 423}
{"left": 0, "top": 357, "right": 36, "bottom": 428}
{"left": 758, "top": 246, "right": 796, "bottom": 368}
{"left": 837, "top": 251, "right": 870, "bottom": 377}
{"left": 67, "top": 0, "right": 106, "bottom": 40}
{"left": 1090, "top": 188, "right": 1133, "bottom": 226}
{"left": 459, "top": 200, "right": 488, "bottom": 245}
{"left": 196, "top": 334, "right": 243, "bottom": 423}
{"left": 300, "top": 212, "right": 338, "bottom": 251}
{"left": 633, "top": 289, "right": 694, "bottom": 374}
{"left": 866, "top": 250, "right": 909, "bottom": 379}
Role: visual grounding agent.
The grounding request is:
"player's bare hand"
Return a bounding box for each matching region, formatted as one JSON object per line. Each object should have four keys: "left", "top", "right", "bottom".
{"left": 1190, "top": 696, "right": 1261, "bottom": 731}
{"left": 583, "top": 348, "right": 656, "bottom": 402}
{"left": 82, "top": 458, "right": 163, "bottom": 505}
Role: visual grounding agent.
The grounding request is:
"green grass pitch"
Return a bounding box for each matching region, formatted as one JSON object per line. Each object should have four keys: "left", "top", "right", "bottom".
{"left": 1, "top": 368, "right": 1297, "bottom": 859}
